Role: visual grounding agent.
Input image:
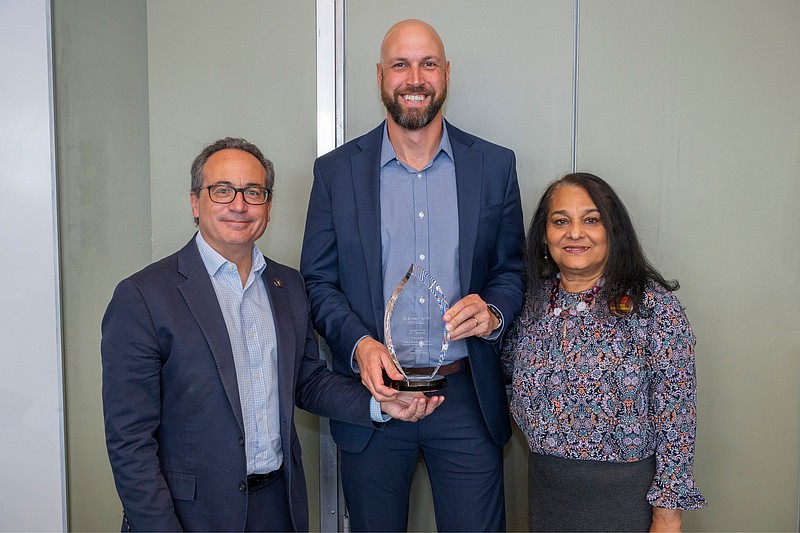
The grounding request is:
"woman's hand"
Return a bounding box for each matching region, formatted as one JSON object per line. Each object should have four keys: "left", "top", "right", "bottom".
{"left": 650, "top": 507, "right": 682, "bottom": 533}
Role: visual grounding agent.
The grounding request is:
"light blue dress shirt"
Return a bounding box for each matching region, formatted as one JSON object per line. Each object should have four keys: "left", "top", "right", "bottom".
{"left": 195, "top": 232, "right": 281, "bottom": 475}
{"left": 379, "top": 122, "right": 467, "bottom": 366}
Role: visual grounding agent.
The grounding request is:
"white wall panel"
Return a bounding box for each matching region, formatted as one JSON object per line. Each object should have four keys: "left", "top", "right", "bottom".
{"left": 0, "top": 0, "right": 66, "bottom": 530}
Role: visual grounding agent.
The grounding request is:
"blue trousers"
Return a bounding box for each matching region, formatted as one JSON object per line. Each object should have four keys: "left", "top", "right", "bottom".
{"left": 340, "top": 366, "right": 506, "bottom": 532}
{"left": 244, "top": 468, "right": 295, "bottom": 532}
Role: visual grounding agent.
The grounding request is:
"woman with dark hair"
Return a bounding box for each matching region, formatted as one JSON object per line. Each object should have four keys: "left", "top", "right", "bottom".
{"left": 502, "top": 173, "right": 706, "bottom": 531}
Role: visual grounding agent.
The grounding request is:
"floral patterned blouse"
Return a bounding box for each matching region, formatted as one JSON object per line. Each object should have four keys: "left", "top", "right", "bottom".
{"left": 501, "top": 278, "right": 706, "bottom": 510}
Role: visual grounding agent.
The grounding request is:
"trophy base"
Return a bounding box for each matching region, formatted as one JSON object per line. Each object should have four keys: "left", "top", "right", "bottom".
{"left": 385, "top": 375, "right": 447, "bottom": 392}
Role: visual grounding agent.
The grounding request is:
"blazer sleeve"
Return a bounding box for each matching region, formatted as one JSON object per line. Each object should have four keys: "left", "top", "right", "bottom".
{"left": 281, "top": 265, "right": 374, "bottom": 422}
{"left": 300, "top": 157, "right": 375, "bottom": 372}
{"left": 293, "top": 307, "right": 374, "bottom": 423}
{"left": 475, "top": 150, "right": 526, "bottom": 348}
{"left": 101, "top": 279, "right": 183, "bottom": 531}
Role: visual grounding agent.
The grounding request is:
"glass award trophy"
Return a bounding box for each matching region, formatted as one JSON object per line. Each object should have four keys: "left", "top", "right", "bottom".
{"left": 383, "top": 264, "right": 450, "bottom": 391}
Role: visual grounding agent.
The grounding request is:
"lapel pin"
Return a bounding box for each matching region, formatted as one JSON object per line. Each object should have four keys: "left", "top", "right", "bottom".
{"left": 273, "top": 278, "right": 283, "bottom": 288}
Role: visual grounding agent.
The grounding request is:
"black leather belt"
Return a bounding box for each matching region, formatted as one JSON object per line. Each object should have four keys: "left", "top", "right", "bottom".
{"left": 405, "top": 358, "right": 465, "bottom": 377}
{"left": 247, "top": 468, "right": 282, "bottom": 493}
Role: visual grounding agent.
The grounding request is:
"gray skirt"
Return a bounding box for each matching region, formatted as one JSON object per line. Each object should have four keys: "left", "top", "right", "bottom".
{"left": 528, "top": 453, "right": 655, "bottom": 532}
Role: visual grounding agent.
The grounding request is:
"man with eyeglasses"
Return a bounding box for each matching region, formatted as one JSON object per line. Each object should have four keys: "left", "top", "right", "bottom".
{"left": 101, "top": 137, "right": 442, "bottom": 532}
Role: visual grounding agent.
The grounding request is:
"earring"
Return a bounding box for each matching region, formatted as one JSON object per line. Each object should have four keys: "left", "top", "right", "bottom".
{"left": 544, "top": 245, "right": 549, "bottom": 261}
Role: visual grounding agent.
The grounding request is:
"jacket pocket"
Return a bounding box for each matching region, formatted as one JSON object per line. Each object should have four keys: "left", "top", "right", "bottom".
{"left": 163, "top": 470, "right": 196, "bottom": 501}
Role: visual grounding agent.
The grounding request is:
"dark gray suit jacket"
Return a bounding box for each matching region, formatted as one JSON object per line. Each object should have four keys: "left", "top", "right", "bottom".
{"left": 102, "top": 236, "right": 374, "bottom": 531}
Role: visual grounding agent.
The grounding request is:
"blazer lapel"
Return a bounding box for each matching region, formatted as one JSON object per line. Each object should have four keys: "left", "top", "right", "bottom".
{"left": 449, "top": 124, "right": 482, "bottom": 294}
{"left": 261, "top": 262, "right": 294, "bottom": 414}
{"left": 352, "top": 124, "right": 386, "bottom": 333}
{"left": 176, "top": 238, "right": 245, "bottom": 434}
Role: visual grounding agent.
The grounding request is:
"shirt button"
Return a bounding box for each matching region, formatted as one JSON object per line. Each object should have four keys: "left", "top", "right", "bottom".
{"left": 419, "top": 254, "right": 425, "bottom": 260}
{"left": 419, "top": 297, "right": 426, "bottom": 304}
{"left": 416, "top": 173, "right": 422, "bottom": 178}
{"left": 418, "top": 211, "right": 425, "bottom": 219}
{"left": 239, "top": 482, "right": 247, "bottom": 492}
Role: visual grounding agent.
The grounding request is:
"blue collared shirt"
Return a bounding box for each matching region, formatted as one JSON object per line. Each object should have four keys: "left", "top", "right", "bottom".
{"left": 195, "top": 232, "right": 281, "bottom": 475}
{"left": 379, "top": 121, "right": 466, "bottom": 366}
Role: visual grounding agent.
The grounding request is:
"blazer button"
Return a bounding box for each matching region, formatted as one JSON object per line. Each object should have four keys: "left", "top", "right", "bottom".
{"left": 239, "top": 482, "right": 247, "bottom": 492}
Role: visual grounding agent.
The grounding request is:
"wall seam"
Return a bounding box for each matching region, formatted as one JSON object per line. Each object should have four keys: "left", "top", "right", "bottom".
{"left": 571, "top": 0, "right": 580, "bottom": 172}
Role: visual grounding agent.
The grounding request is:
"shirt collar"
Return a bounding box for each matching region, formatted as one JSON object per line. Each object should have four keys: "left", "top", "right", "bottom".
{"left": 379, "top": 119, "right": 454, "bottom": 169}
{"left": 195, "top": 231, "right": 266, "bottom": 278}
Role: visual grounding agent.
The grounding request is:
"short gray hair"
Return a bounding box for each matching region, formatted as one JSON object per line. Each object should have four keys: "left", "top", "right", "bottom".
{"left": 190, "top": 137, "right": 275, "bottom": 193}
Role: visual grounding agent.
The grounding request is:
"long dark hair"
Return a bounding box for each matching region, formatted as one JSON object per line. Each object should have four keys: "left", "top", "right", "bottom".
{"left": 526, "top": 172, "right": 678, "bottom": 313}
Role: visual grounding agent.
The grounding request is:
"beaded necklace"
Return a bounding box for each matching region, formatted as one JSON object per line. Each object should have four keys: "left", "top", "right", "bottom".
{"left": 548, "top": 273, "right": 605, "bottom": 318}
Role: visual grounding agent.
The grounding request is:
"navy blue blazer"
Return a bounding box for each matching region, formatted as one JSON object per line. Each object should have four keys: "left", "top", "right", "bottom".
{"left": 300, "top": 120, "right": 526, "bottom": 452}
{"left": 102, "top": 237, "right": 375, "bottom": 532}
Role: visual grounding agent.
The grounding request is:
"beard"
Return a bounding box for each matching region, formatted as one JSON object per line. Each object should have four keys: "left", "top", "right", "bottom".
{"left": 381, "top": 83, "right": 447, "bottom": 131}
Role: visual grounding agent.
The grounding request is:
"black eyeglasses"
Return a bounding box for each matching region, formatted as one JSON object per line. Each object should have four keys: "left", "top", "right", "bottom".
{"left": 200, "top": 184, "right": 273, "bottom": 205}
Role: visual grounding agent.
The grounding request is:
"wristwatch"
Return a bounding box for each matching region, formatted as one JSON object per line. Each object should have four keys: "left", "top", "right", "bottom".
{"left": 487, "top": 304, "right": 503, "bottom": 332}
